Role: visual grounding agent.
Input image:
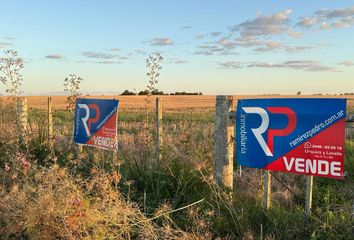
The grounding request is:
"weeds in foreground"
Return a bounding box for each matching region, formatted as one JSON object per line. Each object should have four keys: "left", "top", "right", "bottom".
{"left": 0, "top": 108, "right": 353, "bottom": 239}
{"left": 0, "top": 164, "right": 210, "bottom": 239}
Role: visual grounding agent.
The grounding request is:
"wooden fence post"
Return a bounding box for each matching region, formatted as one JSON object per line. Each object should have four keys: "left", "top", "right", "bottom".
{"left": 215, "top": 95, "right": 235, "bottom": 190}
{"left": 305, "top": 175, "right": 313, "bottom": 222}
{"left": 0, "top": 97, "right": 3, "bottom": 124}
{"left": 16, "top": 97, "right": 28, "bottom": 146}
{"left": 155, "top": 98, "right": 163, "bottom": 197}
{"left": 263, "top": 171, "right": 272, "bottom": 211}
{"left": 48, "top": 97, "right": 54, "bottom": 149}
{"left": 156, "top": 98, "right": 163, "bottom": 164}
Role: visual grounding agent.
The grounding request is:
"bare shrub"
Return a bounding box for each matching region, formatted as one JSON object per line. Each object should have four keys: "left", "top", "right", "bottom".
{"left": 0, "top": 50, "right": 24, "bottom": 98}
{"left": 63, "top": 74, "right": 83, "bottom": 113}
{"left": 0, "top": 50, "right": 27, "bottom": 146}
{"left": 145, "top": 52, "right": 163, "bottom": 122}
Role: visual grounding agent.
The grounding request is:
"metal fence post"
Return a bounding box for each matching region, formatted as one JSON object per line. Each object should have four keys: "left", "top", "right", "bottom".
{"left": 215, "top": 95, "right": 235, "bottom": 190}
{"left": 263, "top": 170, "right": 272, "bottom": 211}
{"left": 305, "top": 175, "right": 313, "bottom": 223}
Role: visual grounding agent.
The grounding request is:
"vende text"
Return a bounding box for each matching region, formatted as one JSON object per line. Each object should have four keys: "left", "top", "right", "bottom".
{"left": 283, "top": 157, "right": 341, "bottom": 177}
{"left": 94, "top": 136, "right": 116, "bottom": 149}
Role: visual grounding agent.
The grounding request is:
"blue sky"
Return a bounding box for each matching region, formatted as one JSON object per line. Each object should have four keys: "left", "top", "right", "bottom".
{"left": 0, "top": 0, "right": 353, "bottom": 95}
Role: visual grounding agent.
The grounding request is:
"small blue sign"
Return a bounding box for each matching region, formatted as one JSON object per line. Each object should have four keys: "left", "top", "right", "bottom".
{"left": 74, "top": 98, "right": 119, "bottom": 151}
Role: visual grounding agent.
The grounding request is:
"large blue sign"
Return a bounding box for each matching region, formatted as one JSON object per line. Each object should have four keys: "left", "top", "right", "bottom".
{"left": 74, "top": 98, "right": 119, "bottom": 151}
{"left": 236, "top": 98, "right": 346, "bottom": 179}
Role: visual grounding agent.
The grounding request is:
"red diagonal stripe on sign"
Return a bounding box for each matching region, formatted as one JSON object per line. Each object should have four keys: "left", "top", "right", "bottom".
{"left": 264, "top": 119, "right": 345, "bottom": 179}
{"left": 86, "top": 112, "right": 117, "bottom": 151}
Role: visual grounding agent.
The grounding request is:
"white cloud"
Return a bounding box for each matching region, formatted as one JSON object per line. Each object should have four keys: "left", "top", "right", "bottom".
{"left": 135, "top": 50, "right": 146, "bottom": 55}
{"left": 82, "top": 51, "right": 117, "bottom": 59}
{"left": 167, "top": 58, "right": 188, "bottom": 64}
{"left": 315, "top": 7, "right": 354, "bottom": 19}
{"left": 296, "top": 17, "right": 318, "bottom": 28}
{"left": 254, "top": 41, "right": 285, "bottom": 52}
{"left": 195, "top": 34, "right": 205, "bottom": 39}
{"left": 297, "top": 6, "right": 354, "bottom": 30}
{"left": 109, "top": 48, "right": 121, "bottom": 52}
{"left": 288, "top": 30, "right": 302, "bottom": 38}
{"left": 339, "top": 61, "right": 354, "bottom": 66}
{"left": 94, "top": 61, "right": 122, "bottom": 64}
{"left": 210, "top": 32, "right": 222, "bottom": 37}
{"left": 45, "top": 54, "right": 64, "bottom": 59}
{"left": 218, "top": 37, "right": 238, "bottom": 49}
{"left": 218, "top": 60, "right": 337, "bottom": 72}
{"left": 181, "top": 26, "right": 192, "bottom": 30}
{"left": 232, "top": 9, "right": 293, "bottom": 37}
{"left": 194, "top": 44, "right": 238, "bottom": 56}
{"left": 151, "top": 37, "right": 173, "bottom": 46}
{"left": 213, "top": 36, "right": 314, "bottom": 54}
{"left": 0, "top": 42, "right": 13, "bottom": 48}
{"left": 218, "top": 61, "right": 242, "bottom": 69}
{"left": 285, "top": 46, "right": 316, "bottom": 53}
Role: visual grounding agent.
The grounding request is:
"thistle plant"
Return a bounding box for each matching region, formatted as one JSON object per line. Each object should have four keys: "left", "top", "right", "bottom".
{"left": 145, "top": 52, "right": 163, "bottom": 123}
{"left": 0, "top": 50, "right": 26, "bottom": 145}
{"left": 0, "top": 50, "right": 24, "bottom": 98}
{"left": 63, "top": 74, "right": 83, "bottom": 113}
{"left": 146, "top": 52, "right": 163, "bottom": 96}
{"left": 140, "top": 52, "right": 163, "bottom": 210}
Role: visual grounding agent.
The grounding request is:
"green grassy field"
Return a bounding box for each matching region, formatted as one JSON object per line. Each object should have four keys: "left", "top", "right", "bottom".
{"left": 0, "top": 106, "right": 353, "bottom": 239}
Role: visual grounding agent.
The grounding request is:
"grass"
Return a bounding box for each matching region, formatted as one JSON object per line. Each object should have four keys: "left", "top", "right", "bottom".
{"left": 0, "top": 106, "right": 353, "bottom": 239}
{"left": 5, "top": 94, "right": 354, "bottom": 111}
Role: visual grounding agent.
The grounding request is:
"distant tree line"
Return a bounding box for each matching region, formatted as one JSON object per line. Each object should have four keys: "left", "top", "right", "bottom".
{"left": 120, "top": 89, "right": 203, "bottom": 96}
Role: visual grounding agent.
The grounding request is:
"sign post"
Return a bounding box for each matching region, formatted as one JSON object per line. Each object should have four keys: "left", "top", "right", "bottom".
{"left": 305, "top": 175, "right": 313, "bottom": 222}
{"left": 74, "top": 98, "right": 119, "bottom": 151}
{"left": 263, "top": 170, "right": 272, "bottom": 211}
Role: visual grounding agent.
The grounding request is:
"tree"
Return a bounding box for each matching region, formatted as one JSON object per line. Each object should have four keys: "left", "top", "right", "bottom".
{"left": 120, "top": 90, "right": 135, "bottom": 95}
{"left": 138, "top": 90, "right": 149, "bottom": 95}
{"left": 151, "top": 89, "right": 165, "bottom": 95}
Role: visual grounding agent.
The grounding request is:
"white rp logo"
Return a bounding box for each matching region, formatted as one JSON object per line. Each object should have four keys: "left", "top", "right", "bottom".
{"left": 242, "top": 107, "right": 272, "bottom": 156}
{"left": 78, "top": 104, "right": 91, "bottom": 137}
{"left": 242, "top": 106, "right": 297, "bottom": 157}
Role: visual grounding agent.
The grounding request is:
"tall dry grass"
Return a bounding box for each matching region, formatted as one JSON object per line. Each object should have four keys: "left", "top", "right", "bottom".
{"left": 0, "top": 163, "right": 210, "bottom": 239}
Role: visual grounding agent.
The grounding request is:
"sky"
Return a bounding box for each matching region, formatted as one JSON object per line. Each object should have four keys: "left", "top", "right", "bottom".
{"left": 0, "top": 0, "right": 353, "bottom": 95}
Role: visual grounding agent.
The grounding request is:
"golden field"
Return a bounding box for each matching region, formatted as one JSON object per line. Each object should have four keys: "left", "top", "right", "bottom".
{"left": 20, "top": 95, "right": 354, "bottom": 110}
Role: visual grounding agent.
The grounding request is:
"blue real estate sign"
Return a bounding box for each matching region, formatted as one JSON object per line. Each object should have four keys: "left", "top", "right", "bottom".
{"left": 74, "top": 98, "right": 119, "bottom": 151}
{"left": 236, "top": 98, "right": 346, "bottom": 179}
